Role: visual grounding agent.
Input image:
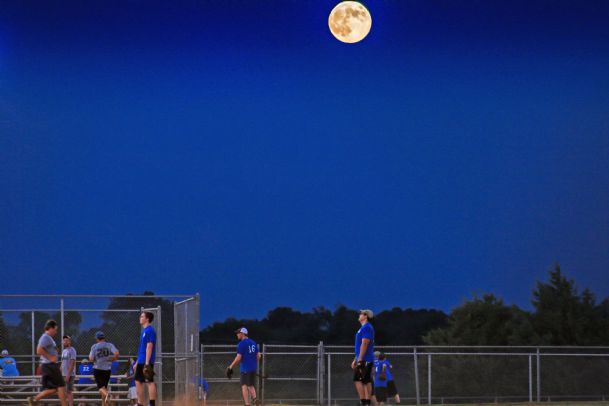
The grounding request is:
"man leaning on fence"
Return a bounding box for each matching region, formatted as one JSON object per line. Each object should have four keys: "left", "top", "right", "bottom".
{"left": 28, "top": 319, "right": 68, "bottom": 406}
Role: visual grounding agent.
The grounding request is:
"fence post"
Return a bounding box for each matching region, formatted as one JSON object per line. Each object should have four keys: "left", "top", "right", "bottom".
{"left": 157, "top": 305, "right": 163, "bottom": 406}
{"left": 31, "top": 311, "right": 35, "bottom": 375}
{"left": 529, "top": 354, "right": 533, "bottom": 403}
{"left": 414, "top": 347, "right": 420, "bottom": 405}
{"left": 60, "top": 297, "right": 65, "bottom": 351}
{"left": 427, "top": 353, "right": 432, "bottom": 405}
{"left": 318, "top": 341, "right": 325, "bottom": 405}
{"left": 261, "top": 344, "right": 266, "bottom": 404}
{"left": 327, "top": 353, "right": 332, "bottom": 406}
{"left": 536, "top": 348, "right": 540, "bottom": 402}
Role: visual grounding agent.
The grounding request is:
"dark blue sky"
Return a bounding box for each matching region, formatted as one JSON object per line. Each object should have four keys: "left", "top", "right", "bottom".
{"left": 1, "top": 0, "right": 608, "bottom": 326}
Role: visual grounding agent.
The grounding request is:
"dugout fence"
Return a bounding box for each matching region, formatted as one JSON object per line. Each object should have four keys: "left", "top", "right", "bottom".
{"left": 0, "top": 294, "right": 200, "bottom": 406}
{"left": 201, "top": 344, "right": 609, "bottom": 406}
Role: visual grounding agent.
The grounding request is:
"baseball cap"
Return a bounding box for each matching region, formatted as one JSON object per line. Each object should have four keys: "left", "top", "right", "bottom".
{"left": 1, "top": 350, "right": 8, "bottom": 356}
{"left": 374, "top": 351, "right": 381, "bottom": 358}
{"left": 234, "top": 327, "right": 248, "bottom": 335}
{"left": 359, "top": 309, "right": 374, "bottom": 319}
{"left": 63, "top": 335, "right": 72, "bottom": 340}
{"left": 95, "top": 331, "right": 105, "bottom": 339}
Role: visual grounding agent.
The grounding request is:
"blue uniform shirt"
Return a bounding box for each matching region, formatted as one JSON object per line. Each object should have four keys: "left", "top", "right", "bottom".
{"left": 237, "top": 338, "right": 258, "bottom": 373}
{"left": 127, "top": 363, "right": 136, "bottom": 388}
{"left": 384, "top": 360, "right": 393, "bottom": 381}
{"left": 0, "top": 357, "right": 19, "bottom": 376}
{"left": 79, "top": 363, "right": 94, "bottom": 384}
{"left": 138, "top": 326, "right": 157, "bottom": 364}
{"left": 355, "top": 322, "right": 375, "bottom": 363}
{"left": 373, "top": 360, "right": 389, "bottom": 388}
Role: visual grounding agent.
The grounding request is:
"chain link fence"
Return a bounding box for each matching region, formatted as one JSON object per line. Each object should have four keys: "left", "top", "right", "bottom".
{"left": 201, "top": 344, "right": 609, "bottom": 405}
{"left": 0, "top": 294, "right": 200, "bottom": 406}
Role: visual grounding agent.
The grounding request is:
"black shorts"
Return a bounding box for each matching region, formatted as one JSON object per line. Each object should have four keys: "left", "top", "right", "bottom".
{"left": 240, "top": 372, "right": 256, "bottom": 386}
{"left": 93, "top": 369, "right": 111, "bottom": 389}
{"left": 375, "top": 386, "right": 388, "bottom": 402}
{"left": 353, "top": 362, "right": 373, "bottom": 384}
{"left": 134, "top": 364, "right": 155, "bottom": 383}
{"left": 387, "top": 380, "right": 399, "bottom": 397}
{"left": 41, "top": 363, "right": 65, "bottom": 390}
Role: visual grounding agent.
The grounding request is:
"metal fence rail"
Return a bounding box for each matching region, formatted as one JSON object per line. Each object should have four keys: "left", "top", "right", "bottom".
{"left": 201, "top": 344, "right": 609, "bottom": 406}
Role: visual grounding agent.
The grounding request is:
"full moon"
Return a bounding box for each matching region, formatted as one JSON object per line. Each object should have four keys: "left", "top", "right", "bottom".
{"left": 328, "top": 1, "right": 372, "bottom": 44}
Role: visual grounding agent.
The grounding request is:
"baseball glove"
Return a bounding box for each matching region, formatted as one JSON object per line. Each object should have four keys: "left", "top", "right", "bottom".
{"left": 143, "top": 364, "right": 155, "bottom": 381}
{"left": 226, "top": 367, "right": 233, "bottom": 379}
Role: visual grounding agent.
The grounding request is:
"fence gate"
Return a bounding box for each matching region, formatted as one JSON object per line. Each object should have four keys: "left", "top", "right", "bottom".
{"left": 174, "top": 295, "right": 201, "bottom": 402}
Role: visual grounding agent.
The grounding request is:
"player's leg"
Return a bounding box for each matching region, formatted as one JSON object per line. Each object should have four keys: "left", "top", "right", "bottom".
{"left": 135, "top": 380, "right": 146, "bottom": 405}
{"left": 241, "top": 384, "right": 250, "bottom": 405}
{"left": 34, "top": 388, "right": 58, "bottom": 400}
{"left": 57, "top": 386, "right": 68, "bottom": 406}
{"left": 147, "top": 381, "right": 157, "bottom": 405}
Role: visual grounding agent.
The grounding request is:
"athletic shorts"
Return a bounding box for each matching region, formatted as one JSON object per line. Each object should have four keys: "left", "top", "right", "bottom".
{"left": 64, "top": 376, "right": 75, "bottom": 393}
{"left": 375, "top": 386, "right": 388, "bottom": 402}
{"left": 240, "top": 371, "right": 256, "bottom": 386}
{"left": 129, "top": 386, "right": 138, "bottom": 399}
{"left": 134, "top": 364, "right": 155, "bottom": 383}
{"left": 41, "top": 363, "right": 65, "bottom": 390}
{"left": 93, "top": 368, "right": 111, "bottom": 389}
{"left": 387, "top": 380, "right": 399, "bottom": 397}
{"left": 353, "top": 362, "right": 373, "bottom": 384}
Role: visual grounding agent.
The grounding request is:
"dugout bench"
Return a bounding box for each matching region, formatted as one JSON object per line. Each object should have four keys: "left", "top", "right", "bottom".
{"left": 0, "top": 375, "right": 131, "bottom": 405}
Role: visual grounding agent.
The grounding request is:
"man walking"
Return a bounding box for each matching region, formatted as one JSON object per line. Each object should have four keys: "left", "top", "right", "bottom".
{"left": 226, "top": 327, "right": 261, "bottom": 406}
{"left": 61, "top": 336, "right": 77, "bottom": 406}
{"left": 134, "top": 311, "right": 158, "bottom": 406}
{"left": 28, "top": 319, "right": 67, "bottom": 406}
{"left": 89, "top": 331, "right": 119, "bottom": 406}
{"left": 352, "top": 309, "right": 375, "bottom": 406}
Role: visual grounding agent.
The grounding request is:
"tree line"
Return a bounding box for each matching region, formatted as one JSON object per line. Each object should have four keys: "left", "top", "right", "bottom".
{"left": 201, "top": 264, "right": 609, "bottom": 346}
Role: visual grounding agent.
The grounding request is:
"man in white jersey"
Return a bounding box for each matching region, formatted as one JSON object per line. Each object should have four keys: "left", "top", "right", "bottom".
{"left": 89, "top": 331, "right": 119, "bottom": 406}
{"left": 27, "top": 319, "right": 67, "bottom": 406}
{"left": 61, "top": 335, "right": 77, "bottom": 406}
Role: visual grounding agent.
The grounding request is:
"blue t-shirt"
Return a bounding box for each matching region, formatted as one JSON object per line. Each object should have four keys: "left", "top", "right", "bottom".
{"left": 384, "top": 360, "right": 393, "bottom": 381}
{"left": 79, "top": 363, "right": 94, "bottom": 384}
{"left": 0, "top": 357, "right": 19, "bottom": 376}
{"left": 138, "top": 326, "right": 157, "bottom": 364}
{"left": 355, "top": 322, "right": 375, "bottom": 363}
{"left": 373, "top": 360, "right": 389, "bottom": 388}
{"left": 109, "top": 361, "right": 120, "bottom": 383}
{"left": 237, "top": 338, "right": 258, "bottom": 373}
{"left": 127, "top": 363, "right": 136, "bottom": 388}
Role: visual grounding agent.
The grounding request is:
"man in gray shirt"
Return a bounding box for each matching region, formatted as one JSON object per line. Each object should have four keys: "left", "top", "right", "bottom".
{"left": 28, "top": 319, "right": 67, "bottom": 406}
{"left": 89, "top": 331, "right": 119, "bottom": 406}
{"left": 61, "top": 335, "right": 77, "bottom": 406}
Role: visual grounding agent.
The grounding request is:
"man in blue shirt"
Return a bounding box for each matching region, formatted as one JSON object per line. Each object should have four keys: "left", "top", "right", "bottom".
{"left": 134, "top": 311, "right": 157, "bottom": 406}
{"left": 78, "top": 359, "right": 94, "bottom": 385}
{"left": 0, "top": 350, "right": 19, "bottom": 377}
{"left": 352, "top": 309, "right": 375, "bottom": 406}
{"left": 227, "top": 327, "right": 261, "bottom": 406}
{"left": 373, "top": 352, "right": 389, "bottom": 405}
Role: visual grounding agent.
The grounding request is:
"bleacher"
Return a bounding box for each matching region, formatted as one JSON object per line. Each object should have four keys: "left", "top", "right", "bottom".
{"left": 0, "top": 375, "right": 131, "bottom": 405}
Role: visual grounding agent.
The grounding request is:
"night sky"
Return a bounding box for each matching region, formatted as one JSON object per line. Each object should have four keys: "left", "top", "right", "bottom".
{"left": 1, "top": 0, "right": 608, "bottom": 326}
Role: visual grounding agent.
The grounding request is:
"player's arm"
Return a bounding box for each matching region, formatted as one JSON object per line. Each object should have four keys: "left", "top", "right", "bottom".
{"left": 66, "top": 358, "right": 76, "bottom": 377}
{"left": 358, "top": 338, "right": 370, "bottom": 362}
{"left": 145, "top": 343, "right": 153, "bottom": 364}
{"left": 228, "top": 353, "right": 242, "bottom": 370}
{"left": 112, "top": 350, "right": 120, "bottom": 362}
{"left": 37, "top": 345, "right": 57, "bottom": 363}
